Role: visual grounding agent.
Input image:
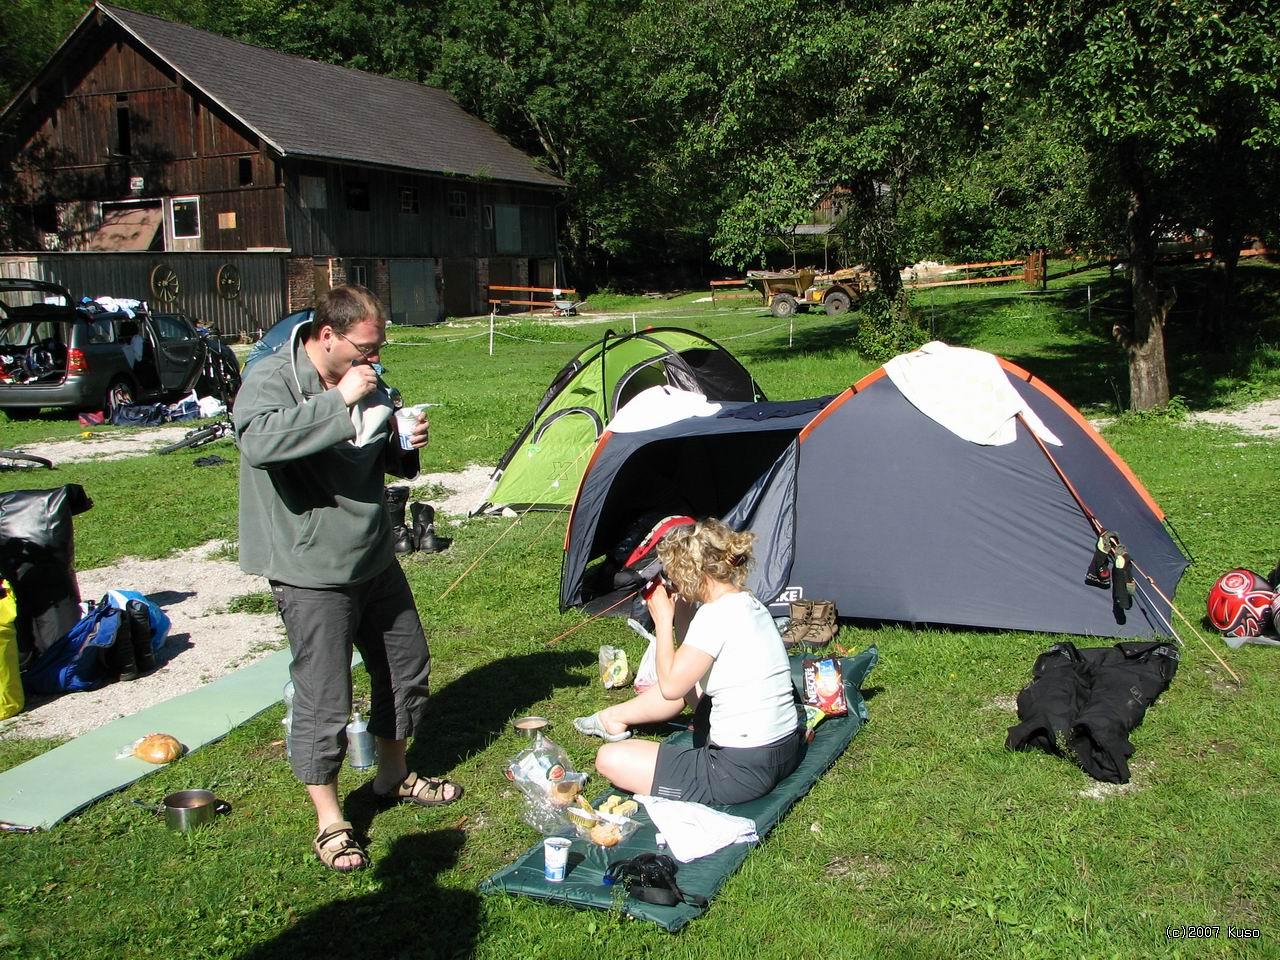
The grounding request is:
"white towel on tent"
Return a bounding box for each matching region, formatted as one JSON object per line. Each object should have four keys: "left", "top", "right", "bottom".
{"left": 884, "top": 341, "right": 1062, "bottom": 446}
{"left": 635, "top": 794, "right": 758, "bottom": 862}
{"left": 607, "top": 386, "right": 721, "bottom": 434}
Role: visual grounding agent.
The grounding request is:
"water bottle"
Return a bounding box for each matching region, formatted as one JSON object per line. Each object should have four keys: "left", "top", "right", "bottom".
{"left": 346, "top": 712, "right": 376, "bottom": 770}
{"left": 282, "top": 681, "right": 295, "bottom": 760}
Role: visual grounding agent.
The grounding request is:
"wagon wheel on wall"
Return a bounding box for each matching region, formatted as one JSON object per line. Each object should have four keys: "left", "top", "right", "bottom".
{"left": 216, "top": 263, "right": 241, "bottom": 300}
{"left": 150, "top": 263, "right": 180, "bottom": 303}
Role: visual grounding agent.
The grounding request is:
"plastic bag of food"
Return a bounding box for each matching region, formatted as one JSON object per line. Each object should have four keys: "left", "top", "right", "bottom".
{"left": 505, "top": 733, "right": 588, "bottom": 836}
{"left": 599, "top": 645, "right": 630, "bottom": 689}
{"left": 627, "top": 619, "right": 658, "bottom": 693}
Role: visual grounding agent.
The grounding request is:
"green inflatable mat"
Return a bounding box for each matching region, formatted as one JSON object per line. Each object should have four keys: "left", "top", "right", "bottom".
{"left": 480, "top": 646, "right": 877, "bottom": 932}
{"left": 0, "top": 649, "right": 361, "bottom": 831}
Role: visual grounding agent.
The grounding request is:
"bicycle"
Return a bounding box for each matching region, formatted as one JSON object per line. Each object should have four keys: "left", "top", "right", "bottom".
{"left": 0, "top": 449, "right": 54, "bottom": 470}
{"left": 157, "top": 325, "right": 240, "bottom": 457}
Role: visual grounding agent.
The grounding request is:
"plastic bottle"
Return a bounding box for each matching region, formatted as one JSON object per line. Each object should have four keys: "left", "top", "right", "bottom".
{"left": 282, "top": 681, "right": 295, "bottom": 760}
{"left": 346, "top": 712, "right": 376, "bottom": 770}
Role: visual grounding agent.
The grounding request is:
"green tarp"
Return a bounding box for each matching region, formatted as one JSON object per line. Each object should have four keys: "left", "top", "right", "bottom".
{"left": 480, "top": 646, "right": 877, "bottom": 931}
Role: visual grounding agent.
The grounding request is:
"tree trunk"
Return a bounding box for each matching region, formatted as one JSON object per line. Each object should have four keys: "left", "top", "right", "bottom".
{"left": 1123, "top": 181, "right": 1171, "bottom": 411}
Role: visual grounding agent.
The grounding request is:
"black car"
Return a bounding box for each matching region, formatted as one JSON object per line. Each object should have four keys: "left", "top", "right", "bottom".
{"left": 0, "top": 278, "right": 240, "bottom": 417}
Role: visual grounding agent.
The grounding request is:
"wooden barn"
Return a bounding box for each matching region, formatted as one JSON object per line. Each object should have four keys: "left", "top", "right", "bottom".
{"left": 0, "top": 2, "right": 566, "bottom": 334}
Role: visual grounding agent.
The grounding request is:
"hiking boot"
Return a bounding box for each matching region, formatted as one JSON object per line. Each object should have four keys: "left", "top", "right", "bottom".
{"left": 781, "top": 600, "right": 813, "bottom": 650}
{"left": 126, "top": 599, "right": 157, "bottom": 674}
{"left": 104, "top": 610, "right": 139, "bottom": 682}
{"left": 385, "top": 485, "right": 414, "bottom": 554}
{"left": 801, "top": 600, "right": 838, "bottom": 651}
{"left": 410, "top": 502, "right": 444, "bottom": 553}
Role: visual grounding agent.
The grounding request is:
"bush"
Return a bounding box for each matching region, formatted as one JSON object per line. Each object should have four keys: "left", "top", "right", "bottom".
{"left": 854, "top": 290, "right": 926, "bottom": 362}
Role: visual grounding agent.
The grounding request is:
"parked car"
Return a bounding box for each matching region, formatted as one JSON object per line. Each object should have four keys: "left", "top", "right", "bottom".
{"left": 0, "top": 278, "right": 240, "bottom": 418}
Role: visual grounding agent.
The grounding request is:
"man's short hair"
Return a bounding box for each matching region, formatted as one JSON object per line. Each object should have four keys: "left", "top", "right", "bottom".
{"left": 311, "top": 285, "right": 385, "bottom": 338}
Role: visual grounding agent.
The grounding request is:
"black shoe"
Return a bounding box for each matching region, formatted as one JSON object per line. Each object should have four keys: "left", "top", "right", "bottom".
{"left": 385, "top": 485, "right": 414, "bottom": 554}
{"left": 410, "top": 502, "right": 441, "bottom": 552}
{"left": 126, "top": 599, "right": 157, "bottom": 674}
{"left": 105, "top": 609, "right": 139, "bottom": 682}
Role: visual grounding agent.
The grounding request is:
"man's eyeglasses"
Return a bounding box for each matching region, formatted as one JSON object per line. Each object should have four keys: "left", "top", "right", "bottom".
{"left": 335, "top": 330, "right": 385, "bottom": 361}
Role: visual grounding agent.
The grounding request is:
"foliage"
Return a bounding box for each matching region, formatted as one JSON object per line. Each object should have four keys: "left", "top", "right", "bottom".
{"left": 852, "top": 289, "right": 925, "bottom": 362}
{"left": 2, "top": 274, "right": 1280, "bottom": 958}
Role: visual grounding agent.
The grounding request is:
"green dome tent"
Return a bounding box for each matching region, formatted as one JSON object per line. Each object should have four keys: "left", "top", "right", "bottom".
{"left": 477, "top": 327, "right": 764, "bottom": 513}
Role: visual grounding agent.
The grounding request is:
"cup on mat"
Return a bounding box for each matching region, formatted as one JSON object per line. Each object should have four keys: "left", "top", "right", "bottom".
{"left": 395, "top": 406, "right": 425, "bottom": 450}
{"left": 543, "top": 837, "right": 571, "bottom": 882}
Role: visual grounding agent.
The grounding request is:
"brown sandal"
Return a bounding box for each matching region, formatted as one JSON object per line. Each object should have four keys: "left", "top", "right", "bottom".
{"left": 374, "top": 771, "right": 464, "bottom": 807}
{"left": 313, "top": 820, "right": 369, "bottom": 873}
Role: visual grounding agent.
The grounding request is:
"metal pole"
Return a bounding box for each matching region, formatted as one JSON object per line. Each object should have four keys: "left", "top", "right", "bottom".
{"left": 632, "top": 313, "right": 636, "bottom": 334}
{"left": 1087, "top": 285, "right": 1092, "bottom": 328}
{"left": 789, "top": 315, "right": 794, "bottom": 348}
{"left": 489, "top": 308, "right": 495, "bottom": 356}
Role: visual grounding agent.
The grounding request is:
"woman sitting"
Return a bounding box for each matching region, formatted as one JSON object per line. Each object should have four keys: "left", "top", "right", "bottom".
{"left": 574, "top": 518, "right": 804, "bottom": 805}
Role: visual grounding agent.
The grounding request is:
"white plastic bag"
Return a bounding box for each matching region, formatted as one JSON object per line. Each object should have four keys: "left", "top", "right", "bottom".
{"left": 627, "top": 619, "right": 658, "bottom": 693}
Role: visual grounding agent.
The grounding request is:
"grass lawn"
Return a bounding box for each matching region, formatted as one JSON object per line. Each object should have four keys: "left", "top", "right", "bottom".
{"left": 2, "top": 264, "right": 1279, "bottom": 959}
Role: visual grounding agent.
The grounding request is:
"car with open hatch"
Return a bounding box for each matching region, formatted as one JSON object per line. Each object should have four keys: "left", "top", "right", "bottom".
{"left": 0, "top": 278, "right": 239, "bottom": 418}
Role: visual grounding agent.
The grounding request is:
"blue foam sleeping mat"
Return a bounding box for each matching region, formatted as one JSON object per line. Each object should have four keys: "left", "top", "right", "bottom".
{"left": 480, "top": 646, "right": 877, "bottom": 932}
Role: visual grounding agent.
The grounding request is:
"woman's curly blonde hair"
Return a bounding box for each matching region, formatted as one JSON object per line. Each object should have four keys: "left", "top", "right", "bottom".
{"left": 657, "top": 517, "right": 754, "bottom": 601}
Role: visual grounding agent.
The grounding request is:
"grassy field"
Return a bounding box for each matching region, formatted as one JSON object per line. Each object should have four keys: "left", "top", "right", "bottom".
{"left": 2, "top": 263, "right": 1279, "bottom": 959}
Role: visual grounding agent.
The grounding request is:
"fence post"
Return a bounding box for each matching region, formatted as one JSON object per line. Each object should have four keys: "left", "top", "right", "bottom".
{"left": 1087, "top": 285, "right": 1092, "bottom": 328}
{"left": 789, "top": 315, "right": 794, "bottom": 349}
{"left": 489, "top": 308, "right": 495, "bottom": 357}
{"left": 632, "top": 313, "right": 637, "bottom": 334}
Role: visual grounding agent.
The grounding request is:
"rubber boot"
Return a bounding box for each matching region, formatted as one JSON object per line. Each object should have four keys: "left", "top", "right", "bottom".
{"left": 801, "top": 600, "right": 838, "bottom": 651}
{"left": 385, "top": 485, "right": 415, "bottom": 554}
{"left": 104, "top": 610, "right": 139, "bottom": 682}
{"left": 781, "top": 600, "right": 813, "bottom": 650}
{"left": 410, "top": 501, "right": 444, "bottom": 553}
{"left": 126, "top": 599, "right": 157, "bottom": 674}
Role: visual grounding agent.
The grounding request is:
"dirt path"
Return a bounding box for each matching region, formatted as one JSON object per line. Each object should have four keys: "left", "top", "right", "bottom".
{"left": 0, "top": 464, "right": 495, "bottom": 743}
{"left": 1188, "top": 396, "right": 1280, "bottom": 436}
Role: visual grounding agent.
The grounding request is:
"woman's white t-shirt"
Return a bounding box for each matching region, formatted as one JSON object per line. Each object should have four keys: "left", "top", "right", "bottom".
{"left": 682, "top": 590, "right": 798, "bottom": 748}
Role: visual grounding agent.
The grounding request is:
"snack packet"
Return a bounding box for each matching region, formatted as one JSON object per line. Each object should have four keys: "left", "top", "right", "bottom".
{"left": 802, "top": 657, "right": 848, "bottom": 717}
{"left": 599, "top": 645, "right": 630, "bottom": 688}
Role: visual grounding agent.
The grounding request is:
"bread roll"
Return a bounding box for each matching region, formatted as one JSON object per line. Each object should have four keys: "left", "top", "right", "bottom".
{"left": 133, "top": 733, "right": 183, "bottom": 763}
{"left": 590, "top": 823, "right": 622, "bottom": 847}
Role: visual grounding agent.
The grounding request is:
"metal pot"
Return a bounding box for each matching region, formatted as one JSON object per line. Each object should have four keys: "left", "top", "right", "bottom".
{"left": 511, "top": 715, "right": 549, "bottom": 739}
{"left": 135, "top": 790, "right": 231, "bottom": 831}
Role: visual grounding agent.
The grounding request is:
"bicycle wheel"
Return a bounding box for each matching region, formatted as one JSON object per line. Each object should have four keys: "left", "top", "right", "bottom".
{"left": 157, "top": 425, "right": 222, "bottom": 455}
{"left": 0, "top": 449, "right": 54, "bottom": 470}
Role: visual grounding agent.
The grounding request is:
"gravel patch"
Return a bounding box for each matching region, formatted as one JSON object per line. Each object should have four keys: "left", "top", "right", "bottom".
{"left": 1188, "top": 397, "right": 1280, "bottom": 436}
{"left": 0, "top": 463, "right": 496, "bottom": 743}
{"left": 0, "top": 540, "right": 282, "bottom": 742}
{"left": 14, "top": 425, "right": 199, "bottom": 464}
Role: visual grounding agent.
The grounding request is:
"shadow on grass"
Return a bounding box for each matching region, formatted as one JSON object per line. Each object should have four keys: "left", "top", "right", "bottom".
{"left": 409, "top": 649, "right": 594, "bottom": 778}
{"left": 238, "top": 830, "right": 475, "bottom": 960}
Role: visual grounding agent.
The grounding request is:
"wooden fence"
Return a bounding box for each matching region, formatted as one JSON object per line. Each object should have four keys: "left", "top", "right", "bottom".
{"left": 709, "top": 278, "right": 759, "bottom": 304}
{"left": 487, "top": 284, "right": 577, "bottom": 312}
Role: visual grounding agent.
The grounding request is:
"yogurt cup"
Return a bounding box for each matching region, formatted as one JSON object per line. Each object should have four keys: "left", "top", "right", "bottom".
{"left": 543, "top": 837, "right": 571, "bottom": 882}
{"left": 395, "top": 405, "right": 426, "bottom": 450}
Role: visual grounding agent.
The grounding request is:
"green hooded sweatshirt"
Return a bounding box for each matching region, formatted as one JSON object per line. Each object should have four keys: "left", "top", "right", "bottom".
{"left": 235, "top": 321, "right": 417, "bottom": 588}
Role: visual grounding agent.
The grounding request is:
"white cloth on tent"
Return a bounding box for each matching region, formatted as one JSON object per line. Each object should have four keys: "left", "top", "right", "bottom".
{"left": 884, "top": 341, "right": 1062, "bottom": 446}
{"left": 606, "top": 386, "right": 721, "bottom": 434}
{"left": 634, "top": 795, "right": 758, "bottom": 862}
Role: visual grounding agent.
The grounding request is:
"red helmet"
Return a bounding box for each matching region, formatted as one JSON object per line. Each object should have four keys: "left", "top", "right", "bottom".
{"left": 1206, "top": 569, "right": 1276, "bottom": 638}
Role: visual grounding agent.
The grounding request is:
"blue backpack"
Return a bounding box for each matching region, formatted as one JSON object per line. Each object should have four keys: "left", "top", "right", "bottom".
{"left": 21, "top": 602, "right": 123, "bottom": 694}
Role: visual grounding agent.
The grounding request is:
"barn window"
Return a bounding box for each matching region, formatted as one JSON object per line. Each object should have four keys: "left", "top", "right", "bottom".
{"left": 350, "top": 263, "right": 368, "bottom": 286}
{"left": 400, "top": 187, "right": 419, "bottom": 214}
{"left": 238, "top": 157, "right": 253, "bottom": 186}
{"left": 483, "top": 204, "right": 494, "bottom": 230}
{"left": 345, "top": 180, "right": 370, "bottom": 211}
{"left": 171, "top": 197, "right": 200, "bottom": 239}
{"left": 495, "top": 204, "right": 521, "bottom": 254}
{"left": 448, "top": 190, "right": 467, "bottom": 219}
{"left": 300, "top": 176, "right": 327, "bottom": 209}
{"left": 114, "top": 104, "right": 132, "bottom": 156}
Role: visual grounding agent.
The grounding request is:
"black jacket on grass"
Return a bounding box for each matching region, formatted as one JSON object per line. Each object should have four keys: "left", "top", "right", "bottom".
{"left": 1006, "top": 641, "right": 1179, "bottom": 784}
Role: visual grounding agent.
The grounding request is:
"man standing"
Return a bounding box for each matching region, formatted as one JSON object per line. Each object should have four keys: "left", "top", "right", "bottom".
{"left": 236, "top": 284, "right": 461, "bottom": 873}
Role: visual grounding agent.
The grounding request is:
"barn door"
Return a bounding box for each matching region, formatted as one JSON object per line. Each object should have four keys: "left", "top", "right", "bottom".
{"left": 389, "top": 259, "right": 439, "bottom": 325}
